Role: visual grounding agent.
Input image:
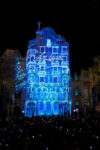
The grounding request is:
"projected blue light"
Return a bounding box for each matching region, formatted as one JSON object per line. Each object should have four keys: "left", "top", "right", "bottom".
{"left": 24, "top": 27, "right": 72, "bottom": 117}
{"left": 14, "top": 57, "right": 25, "bottom": 91}
{"left": 47, "top": 39, "right": 51, "bottom": 47}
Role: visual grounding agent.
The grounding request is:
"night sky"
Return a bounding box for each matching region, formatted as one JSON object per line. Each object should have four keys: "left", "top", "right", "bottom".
{"left": 0, "top": 1, "right": 100, "bottom": 74}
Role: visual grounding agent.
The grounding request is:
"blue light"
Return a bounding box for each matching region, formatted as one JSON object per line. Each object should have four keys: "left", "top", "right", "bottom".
{"left": 24, "top": 27, "right": 72, "bottom": 117}
{"left": 14, "top": 57, "right": 25, "bottom": 91}
{"left": 47, "top": 39, "right": 51, "bottom": 47}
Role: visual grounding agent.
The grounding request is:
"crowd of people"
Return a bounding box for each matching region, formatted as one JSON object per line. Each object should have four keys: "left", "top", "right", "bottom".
{"left": 0, "top": 112, "right": 100, "bottom": 150}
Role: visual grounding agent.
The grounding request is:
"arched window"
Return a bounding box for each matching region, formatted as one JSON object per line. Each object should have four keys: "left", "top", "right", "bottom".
{"left": 31, "top": 56, "right": 34, "bottom": 61}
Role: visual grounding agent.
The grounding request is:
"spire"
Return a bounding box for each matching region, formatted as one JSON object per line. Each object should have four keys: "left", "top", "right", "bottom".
{"left": 37, "top": 21, "right": 41, "bottom": 30}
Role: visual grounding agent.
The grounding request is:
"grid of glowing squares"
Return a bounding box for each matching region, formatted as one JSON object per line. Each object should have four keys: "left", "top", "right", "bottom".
{"left": 27, "top": 46, "right": 68, "bottom": 61}
{"left": 25, "top": 98, "right": 61, "bottom": 116}
{"left": 25, "top": 87, "right": 69, "bottom": 115}
{"left": 26, "top": 68, "right": 67, "bottom": 86}
{"left": 36, "top": 96, "right": 68, "bottom": 115}
{"left": 40, "top": 46, "right": 68, "bottom": 54}
{"left": 36, "top": 90, "right": 68, "bottom": 101}
{"left": 27, "top": 47, "right": 68, "bottom": 69}
{"left": 25, "top": 103, "right": 59, "bottom": 116}
{"left": 27, "top": 70, "right": 69, "bottom": 87}
{"left": 38, "top": 102, "right": 59, "bottom": 115}
{"left": 25, "top": 97, "right": 69, "bottom": 116}
{"left": 27, "top": 57, "right": 69, "bottom": 69}
{"left": 25, "top": 46, "right": 70, "bottom": 116}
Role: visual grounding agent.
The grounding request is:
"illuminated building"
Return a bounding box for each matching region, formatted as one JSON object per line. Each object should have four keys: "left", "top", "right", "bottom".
{"left": 24, "top": 24, "right": 72, "bottom": 117}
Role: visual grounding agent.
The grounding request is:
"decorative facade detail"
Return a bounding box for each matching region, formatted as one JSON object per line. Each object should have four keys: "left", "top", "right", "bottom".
{"left": 24, "top": 27, "right": 72, "bottom": 117}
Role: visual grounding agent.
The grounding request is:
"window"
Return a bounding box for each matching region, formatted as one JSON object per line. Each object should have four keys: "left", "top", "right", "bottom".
{"left": 31, "top": 56, "right": 34, "bottom": 61}
{"left": 50, "top": 93, "right": 55, "bottom": 99}
{"left": 41, "top": 66, "right": 45, "bottom": 70}
{"left": 52, "top": 46, "right": 58, "bottom": 53}
{"left": 63, "top": 79, "right": 67, "bottom": 86}
{"left": 32, "top": 88, "right": 34, "bottom": 92}
{"left": 43, "top": 88, "right": 47, "bottom": 92}
{"left": 63, "top": 88, "right": 67, "bottom": 92}
{"left": 54, "top": 67, "right": 57, "bottom": 71}
{"left": 39, "top": 103, "right": 44, "bottom": 111}
{"left": 50, "top": 87, "right": 55, "bottom": 92}
{"left": 84, "top": 72, "right": 88, "bottom": 80}
{"left": 54, "top": 77, "right": 58, "bottom": 83}
{"left": 53, "top": 102, "right": 59, "bottom": 113}
{"left": 58, "top": 67, "right": 62, "bottom": 72}
{"left": 62, "top": 46, "right": 67, "bottom": 53}
{"left": 74, "top": 72, "right": 78, "bottom": 81}
{"left": 63, "top": 56, "right": 67, "bottom": 61}
{"left": 45, "top": 77, "right": 48, "bottom": 83}
{"left": 46, "top": 103, "right": 51, "bottom": 113}
{"left": 62, "top": 68, "right": 66, "bottom": 73}
{"left": 37, "top": 93, "right": 41, "bottom": 98}
{"left": 37, "top": 88, "right": 41, "bottom": 92}
{"left": 75, "top": 88, "right": 79, "bottom": 96}
{"left": 57, "top": 87, "right": 60, "bottom": 92}
{"left": 40, "top": 46, "right": 45, "bottom": 53}
{"left": 40, "top": 77, "right": 44, "bottom": 82}
{"left": 63, "top": 93, "right": 67, "bottom": 97}
{"left": 52, "top": 60, "right": 59, "bottom": 66}
{"left": 75, "top": 100, "right": 79, "bottom": 106}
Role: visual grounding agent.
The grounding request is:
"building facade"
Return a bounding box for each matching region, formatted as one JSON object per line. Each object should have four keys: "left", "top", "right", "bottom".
{"left": 24, "top": 27, "right": 72, "bottom": 117}
{"left": 72, "top": 68, "right": 94, "bottom": 112}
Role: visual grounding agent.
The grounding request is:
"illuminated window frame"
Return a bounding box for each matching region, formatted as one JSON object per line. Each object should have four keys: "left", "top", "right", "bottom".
{"left": 54, "top": 77, "right": 58, "bottom": 83}
{"left": 39, "top": 77, "right": 45, "bottom": 82}
{"left": 40, "top": 46, "right": 46, "bottom": 53}
{"left": 62, "top": 56, "right": 67, "bottom": 61}
{"left": 53, "top": 67, "right": 58, "bottom": 72}
{"left": 62, "top": 46, "right": 67, "bottom": 54}
{"left": 45, "top": 77, "right": 48, "bottom": 83}
{"left": 52, "top": 46, "right": 58, "bottom": 54}
{"left": 30, "top": 55, "right": 35, "bottom": 60}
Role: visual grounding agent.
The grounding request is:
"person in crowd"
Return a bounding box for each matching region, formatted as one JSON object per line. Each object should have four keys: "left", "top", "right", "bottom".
{"left": 0, "top": 112, "right": 100, "bottom": 150}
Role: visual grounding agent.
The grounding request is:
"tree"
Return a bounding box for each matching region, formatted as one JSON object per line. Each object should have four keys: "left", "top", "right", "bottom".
{"left": 14, "top": 57, "right": 25, "bottom": 91}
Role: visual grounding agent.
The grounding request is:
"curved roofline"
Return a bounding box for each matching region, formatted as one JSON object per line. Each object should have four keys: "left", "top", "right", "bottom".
{"left": 41, "top": 27, "right": 55, "bottom": 31}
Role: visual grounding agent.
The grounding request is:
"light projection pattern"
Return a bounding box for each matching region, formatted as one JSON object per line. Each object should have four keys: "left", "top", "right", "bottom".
{"left": 14, "top": 57, "right": 25, "bottom": 91}
{"left": 25, "top": 28, "right": 72, "bottom": 117}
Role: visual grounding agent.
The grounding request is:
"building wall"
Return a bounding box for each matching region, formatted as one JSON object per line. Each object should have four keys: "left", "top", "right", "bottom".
{"left": 0, "top": 49, "right": 26, "bottom": 118}
{"left": 71, "top": 68, "right": 94, "bottom": 112}
{"left": 25, "top": 27, "right": 72, "bottom": 117}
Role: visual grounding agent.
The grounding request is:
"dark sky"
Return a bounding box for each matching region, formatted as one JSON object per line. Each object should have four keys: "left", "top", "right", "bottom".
{"left": 0, "top": 0, "right": 100, "bottom": 74}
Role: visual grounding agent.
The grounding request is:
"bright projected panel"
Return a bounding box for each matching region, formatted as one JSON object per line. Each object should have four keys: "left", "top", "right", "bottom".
{"left": 24, "top": 28, "right": 72, "bottom": 117}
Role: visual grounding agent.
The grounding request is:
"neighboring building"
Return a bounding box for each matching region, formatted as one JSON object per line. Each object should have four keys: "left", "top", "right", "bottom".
{"left": 0, "top": 49, "right": 25, "bottom": 118}
{"left": 25, "top": 26, "right": 72, "bottom": 117}
{"left": 80, "top": 69, "right": 93, "bottom": 112}
{"left": 71, "top": 68, "right": 93, "bottom": 112}
{"left": 92, "top": 56, "right": 100, "bottom": 112}
{"left": 71, "top": 72, "right": 81, "bottom": 111}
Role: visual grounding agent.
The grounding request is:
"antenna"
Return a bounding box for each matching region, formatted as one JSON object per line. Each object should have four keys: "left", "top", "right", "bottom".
{"left": 37, "top": 21, "right": 41, "bottom": 30}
